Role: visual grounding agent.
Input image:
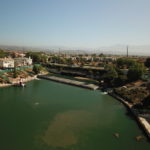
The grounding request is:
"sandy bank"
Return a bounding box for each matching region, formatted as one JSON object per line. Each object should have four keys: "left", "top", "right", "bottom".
{"left": 0, "top": 83, "right": 12, "bottom": 87}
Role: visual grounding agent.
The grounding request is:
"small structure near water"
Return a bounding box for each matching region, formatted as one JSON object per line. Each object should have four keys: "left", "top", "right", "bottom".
{"left": 19, "top": 78, "right": 25, "bottom": 87}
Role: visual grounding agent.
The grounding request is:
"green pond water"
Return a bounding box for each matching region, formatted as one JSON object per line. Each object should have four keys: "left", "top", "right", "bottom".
{"left": 0, "top": 79, "right": 149, "bottom": 150}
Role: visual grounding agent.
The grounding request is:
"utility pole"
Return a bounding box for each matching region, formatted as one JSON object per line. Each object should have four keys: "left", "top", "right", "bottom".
{"left": 127, "top": 45, "right": 128, "bottom": 57}
{"left": 59, "top": 48, "right": 60, "bottom": 55}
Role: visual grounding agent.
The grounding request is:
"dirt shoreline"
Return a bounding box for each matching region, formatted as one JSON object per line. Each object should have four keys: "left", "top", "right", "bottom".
{"left": 0, "top": 75, "right": 37, "bottom": 88}
{"left": 0, "top": 83, "right": 12, "bottom": 87}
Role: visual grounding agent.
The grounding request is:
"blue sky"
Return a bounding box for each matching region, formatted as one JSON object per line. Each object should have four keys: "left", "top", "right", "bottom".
{"left": 0, "top": 0, "right": 150, "bottom": 50}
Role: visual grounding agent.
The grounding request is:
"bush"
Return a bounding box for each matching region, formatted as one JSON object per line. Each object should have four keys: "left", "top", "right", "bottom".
{"left": 127, "top": 63, "right": 146, "bottom": 82}
{"left": 116, "top": 58, "right": 136, "bottom": 69}
{"left": 33, "top": 65, "right": 41, "bottom": 74}
{"left": 33, "top": 64, "right": 45, "bottom": 74}
{"left": 144, "top": 57, "right": 150, "bottom": 68}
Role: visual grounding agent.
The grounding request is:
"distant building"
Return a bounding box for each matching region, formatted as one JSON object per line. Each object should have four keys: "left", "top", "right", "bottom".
{"left": 103, "top": 57, "right": 116, "bottom": 62}
{"left": 14, "top": 57, "right": 32, "bottom": 67}
{"left": 12, "top": 52, "right": 26, "bottom": 58}
{"left": 0, "top": 58, "right": 14, "bottom": 69}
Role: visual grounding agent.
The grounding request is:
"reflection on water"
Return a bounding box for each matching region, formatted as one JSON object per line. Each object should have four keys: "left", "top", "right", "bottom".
{"left": 42, "top": 110, "right": 97, "bottom": 148}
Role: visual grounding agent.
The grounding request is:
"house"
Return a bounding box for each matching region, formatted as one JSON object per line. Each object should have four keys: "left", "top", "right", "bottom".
{"left": 0, "top": 58, "right": 14, "bottom": 69}
{"left": 14, "top": 57, "right": 32, "bottom": 67}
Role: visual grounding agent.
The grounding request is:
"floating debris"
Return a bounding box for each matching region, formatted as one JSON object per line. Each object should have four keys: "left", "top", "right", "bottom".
{"left": 35, "top": 102, "right": 39, "bottom": 105}
{"left": 114, "top": 133, "right": 120, "bottom": 138}
{"left": 135, "top": 135, "right": 144, "bottom": 141}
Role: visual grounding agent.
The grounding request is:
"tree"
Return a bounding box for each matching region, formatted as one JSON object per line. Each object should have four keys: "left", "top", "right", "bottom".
{"left": 33, "top": 65, "right": 43, "bottom": 74}
{"left": 0, "top": 50, "right": 9, "bottom": 58}
{"left": 41, "top": 55, "right": 48, "bottom": 63}
{"left": 116, "top": 58, "right": 125, "bottom": 68}
{"left": 99, "top": 53, "right": 105, "bottom": 57}
{"left": 142, "top": 95, "right": 150, "bottom": 108}
{"left": 127, "top": 63, "right": 146, "bottom": 82}
{"left": 13, "top": 67, "right": 18, "bottom": 78}
{"left": 116, "top": 58, "right": 136, "bottom": 69}
{"left": 66, "top": 58, "right": 74, "bottom": 65}
{"left": 102, "top": 65, "right": 118, "bottom": 84}
{"left": 26, "top": 52, "right": 47, "bottom": 63}
{"left": 144, "top": 57, "right": 150, "bottom": 68}
{"left": 60, "top": 58, "right": 67, "bottom": 64}
{"left": 113, "top": 74, "right": 127, "bottom": 86}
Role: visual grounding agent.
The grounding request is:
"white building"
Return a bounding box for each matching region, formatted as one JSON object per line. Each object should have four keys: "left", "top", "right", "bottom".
{"left": 14, "top": 57, "right": 32, "bottom": 67}
{"left": 0, "top": 58, "right": 14, "bottom": 69}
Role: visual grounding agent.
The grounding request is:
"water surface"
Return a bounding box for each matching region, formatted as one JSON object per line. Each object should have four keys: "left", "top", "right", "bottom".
{"left": 0, "top": 79, "right": 149, "bottom": 150}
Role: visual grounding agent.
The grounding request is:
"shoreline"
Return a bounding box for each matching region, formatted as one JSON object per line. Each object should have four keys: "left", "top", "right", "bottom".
{"left": 0, "top": 75, "right": 37, "bottom": 88}
{"left": 38, "top": 75, "right": 99, "bottom": 90}
{"left": 0, "top": 83, "right": 12, "bottom": 88}
{"left": 108, "top": 91, "right": 150, "bottom": 140}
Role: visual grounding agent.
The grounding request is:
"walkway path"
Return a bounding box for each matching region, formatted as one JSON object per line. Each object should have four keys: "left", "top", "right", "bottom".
{"left": 38, "top": 75, "right": 99, "bottom": 90}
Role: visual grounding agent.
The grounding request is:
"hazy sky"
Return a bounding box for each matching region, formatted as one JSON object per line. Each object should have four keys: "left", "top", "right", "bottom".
{"left": 0, "top": 0, "right": 150, "bottom": 49}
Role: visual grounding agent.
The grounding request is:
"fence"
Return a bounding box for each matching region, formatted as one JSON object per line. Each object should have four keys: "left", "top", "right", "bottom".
{"left": 0, "top": 65, "right": 33, "bottom": 75}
